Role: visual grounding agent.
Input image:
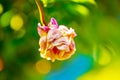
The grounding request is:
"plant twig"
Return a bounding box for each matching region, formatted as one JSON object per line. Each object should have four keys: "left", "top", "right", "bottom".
{"left": 35, "top": 0, "right": 47, "bottom": 26}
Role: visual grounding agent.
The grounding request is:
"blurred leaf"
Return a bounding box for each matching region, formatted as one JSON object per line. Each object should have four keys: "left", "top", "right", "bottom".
{"left": 66, "top": 4, "right": 89, "bottom": 16}
{"left": 71, "top": 0, "right": 96, "bottom": 5}
{"left": 41, "top": 0, "right": 55, "bottom": 7}
{"left": 0, "top": 10, "right": 13, "bottom": 27}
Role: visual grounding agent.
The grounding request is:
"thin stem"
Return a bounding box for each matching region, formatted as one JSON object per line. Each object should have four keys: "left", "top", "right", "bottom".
{"left": 35, "top": 0, "right": 47, "bottom": 26}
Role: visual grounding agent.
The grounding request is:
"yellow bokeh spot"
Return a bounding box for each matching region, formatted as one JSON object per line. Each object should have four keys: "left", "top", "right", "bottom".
{"left": 71, "top": 0, "right": 87, "bottom": 3}
{"left": 35, "top": 59, "right": 51, "bottom": 74}
{"left": 41, "top": 0, "right": 54, "bottom": 7}
{"left": 71, "top": 0, "right": 96, "bottom": 5}
{"left": 0, "top": 4, "right": 3, "bottom": 14}
{"left": 10, "top": 14, "right": 24, "bottom": 31}
{"left": 41, "top": 0, "right": 47, "bottom": 7}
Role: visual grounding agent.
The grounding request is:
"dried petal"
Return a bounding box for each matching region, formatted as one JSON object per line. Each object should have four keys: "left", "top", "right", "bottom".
{"left": 47, "top": 29, "right": 62, "bottom": 42}
{"left": 48, "top": 18, "right": 58, "bottom": 28}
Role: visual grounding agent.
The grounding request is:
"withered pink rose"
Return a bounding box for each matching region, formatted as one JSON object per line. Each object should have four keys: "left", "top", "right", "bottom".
{"left": 38, "top": 18, "right": 76, "bottom": 62}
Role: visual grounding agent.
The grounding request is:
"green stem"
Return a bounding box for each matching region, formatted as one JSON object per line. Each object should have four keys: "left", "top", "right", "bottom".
{"left": 35, "top": 0, "right": 47, "bottom": 26}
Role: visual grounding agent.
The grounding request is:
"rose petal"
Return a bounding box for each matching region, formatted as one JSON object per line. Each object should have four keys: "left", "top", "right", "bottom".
{"left": 58, "top": 25, "right": 69, "bottom": 32}
{"left": 69, "top": 40, "right": 75, "bottom": 50}
{"left": 39, "top": 36, "right": 47, "bottom": 49}
{"left": 47, "top": 29, "right": 62, "bottom": 42}
{"left": 38, "top": 27, "right": 46, "bottom": 36}
{"left": 38, "top": 23, "right": 50, "bottom": 32}
{"left": 48, "top": 18, "right": 58, "bottom": 28}
{"left": 57, "top": 45, "right": 70, "bottom": 52}
{"left": 67, "top": 28, "right": 76, "bottom": 37}
{"left": 52, "top": 37, "right": 69, "bottom": 46}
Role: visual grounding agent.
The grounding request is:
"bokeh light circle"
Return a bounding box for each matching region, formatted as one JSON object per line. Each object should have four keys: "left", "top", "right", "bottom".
{"left": 10, "top": 14, "right": 24, "bottom": 31}
{"left": 35, "top": 59, "right": 51, "bottom": 74}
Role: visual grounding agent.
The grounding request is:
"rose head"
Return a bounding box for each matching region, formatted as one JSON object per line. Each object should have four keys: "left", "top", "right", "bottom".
{"left": 38, "top": 18, "right": 76, "bottom": 62}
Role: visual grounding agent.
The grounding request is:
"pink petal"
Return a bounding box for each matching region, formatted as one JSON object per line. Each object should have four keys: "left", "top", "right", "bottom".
{"left": 37, "top": 26, "right": 46, "bottom": 36}
{"left": 58, "top": 25, "right": 76, "bottom": 37}
{"left": 47, "top": 29, "right": 62, "bottom": 42}
{"left": 38, "top": 23, "right": 50, "bottom": 32}
{"left": 49, "top": 18, "right": 58, "bottom": 28}
{"left": 37, "top": 23, "right": 50, "bottom": 36}
{"left": 52, "top": 37, "right": 69, "bottom": 46}
{"left": 58, "top": 25, "right": 69, "bottom": 32}
{"left": 43, "top": 26, "right": 50, "bottom": 32}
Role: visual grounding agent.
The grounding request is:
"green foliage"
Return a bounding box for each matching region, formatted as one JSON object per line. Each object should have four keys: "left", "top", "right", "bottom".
{"left": 0, "top": 0, "right": 120, "bottom": 80}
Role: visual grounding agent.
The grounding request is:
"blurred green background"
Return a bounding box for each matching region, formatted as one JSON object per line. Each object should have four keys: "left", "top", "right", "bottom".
{"left": 0, "top": 0, "right": 120, "bottom": 80}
